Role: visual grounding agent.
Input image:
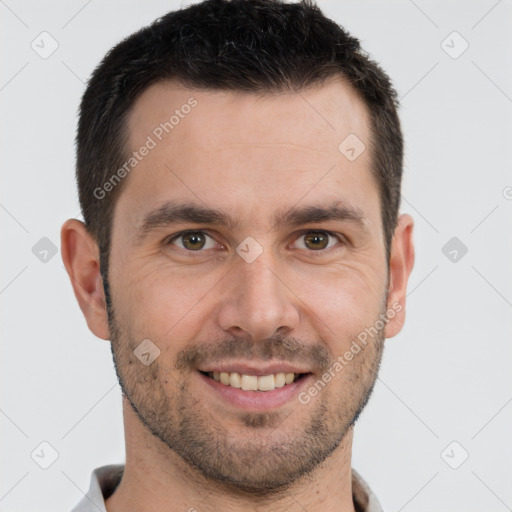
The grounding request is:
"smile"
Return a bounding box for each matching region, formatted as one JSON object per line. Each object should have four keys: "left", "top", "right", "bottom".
{"left": 201, "top": 371, "right": 304, "bottom": 391}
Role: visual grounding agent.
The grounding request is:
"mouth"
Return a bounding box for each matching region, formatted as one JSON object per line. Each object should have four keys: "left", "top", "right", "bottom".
{"left": 199, "top": 370, "right": 308, "bottom": 392}
{"left": 197, "top": 367, "right": 314, "bottom": 411}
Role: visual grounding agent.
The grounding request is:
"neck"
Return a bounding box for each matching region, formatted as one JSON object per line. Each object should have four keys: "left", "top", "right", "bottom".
{"left": 105, "top": 397, "right": 357, "bottom": 512}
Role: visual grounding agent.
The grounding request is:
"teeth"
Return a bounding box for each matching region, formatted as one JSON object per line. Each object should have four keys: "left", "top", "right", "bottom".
{"left": 209, "top": 371, "right": 301, "bottom": 391}
{"left": 241, "top": 374, "right": 258, "bottom": 390}
{"left": 274, "top": 372, "right": 286, "bottom": 388}
{"left": 257, "top": 374, "right": 275, "bottom": 391}
{"left": 229, "top": 372, "right": 242, "bottom": 388}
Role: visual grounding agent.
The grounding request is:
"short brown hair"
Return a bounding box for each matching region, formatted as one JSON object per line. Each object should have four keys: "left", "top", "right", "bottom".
{"left": 76, "top": 0, "right": 403, "bottom": 287}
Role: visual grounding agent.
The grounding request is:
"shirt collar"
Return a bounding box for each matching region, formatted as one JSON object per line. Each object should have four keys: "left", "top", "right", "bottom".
{"left": 71, "top": 464, "right": 383, "bottom": 512}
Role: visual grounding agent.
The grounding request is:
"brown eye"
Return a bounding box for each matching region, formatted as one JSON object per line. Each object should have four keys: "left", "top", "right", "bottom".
{"left": 181, "top": 232, "right": 206, "bottom": 250}
{"left": 303, "top": 232, "right": 329, "bottom": 250}
{"left": 168, "top": 231, "right": 216, "bottom": 251}
{"left": 293, "top": 231, "right": 341, "bottom": 252}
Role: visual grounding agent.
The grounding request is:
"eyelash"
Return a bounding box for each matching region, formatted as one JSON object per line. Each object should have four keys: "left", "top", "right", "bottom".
{"left": 164, "top": 229, "right": 346, "bottom": 257}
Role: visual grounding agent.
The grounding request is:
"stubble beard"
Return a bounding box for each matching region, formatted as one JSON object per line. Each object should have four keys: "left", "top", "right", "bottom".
{"left": 105, "top": 283, "right": 386, "bottom": 496}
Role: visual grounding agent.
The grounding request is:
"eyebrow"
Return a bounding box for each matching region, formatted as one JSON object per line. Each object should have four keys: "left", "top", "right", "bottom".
{"left": 135, "top": 199, "right": 370, "bottom": 241}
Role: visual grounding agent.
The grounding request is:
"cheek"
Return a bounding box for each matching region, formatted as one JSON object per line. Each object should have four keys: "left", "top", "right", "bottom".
{"left": 299, "top": 265, "right": 386, "bottom": 351}
{"left": 113, "top": 259, "right": 224, "bottom": 344}
{"left": 111, "top": 238, "right": 387, "bottom": 352}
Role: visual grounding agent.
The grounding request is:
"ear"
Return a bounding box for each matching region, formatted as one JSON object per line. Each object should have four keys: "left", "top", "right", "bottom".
{"left": 384, "top": 213, "right": 415, "bottom": 339}
{"left": 60, "top": 219, "right": 110, "bottom": 340}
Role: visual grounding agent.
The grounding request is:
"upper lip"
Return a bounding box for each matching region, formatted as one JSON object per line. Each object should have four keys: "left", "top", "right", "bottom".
{"left": 197, "top": 362, "right": 310, "bottom": 376}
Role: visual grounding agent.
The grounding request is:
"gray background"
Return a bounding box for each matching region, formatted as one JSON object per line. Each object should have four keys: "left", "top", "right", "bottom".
{"left": 1, "top": 0, "right": 511, "bottom": 511}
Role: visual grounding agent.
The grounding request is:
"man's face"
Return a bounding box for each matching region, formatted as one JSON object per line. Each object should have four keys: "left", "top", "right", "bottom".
{"left": 106, "top": 78, "right": 389, "bottom": 492}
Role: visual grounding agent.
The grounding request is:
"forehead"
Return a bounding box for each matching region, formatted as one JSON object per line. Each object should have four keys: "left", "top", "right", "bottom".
{"left": 115, "top": 77, "right": 378, "bottom": 232}
{"left": 127, "top": 77, "right": 370, "bottom": 157}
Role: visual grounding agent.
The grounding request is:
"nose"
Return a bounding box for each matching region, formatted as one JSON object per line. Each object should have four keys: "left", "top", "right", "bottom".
{"left": 216, "top": 252, "right": 301, "bottom": 341}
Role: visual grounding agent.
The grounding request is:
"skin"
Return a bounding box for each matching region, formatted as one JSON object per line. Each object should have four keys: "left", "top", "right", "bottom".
{"left": 61, "top": 76, "right": 414, "bottom": 512}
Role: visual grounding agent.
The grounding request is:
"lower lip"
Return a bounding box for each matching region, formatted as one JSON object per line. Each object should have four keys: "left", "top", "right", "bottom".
{"left": 198, "top": 372, "right": 313, "bottom": 411}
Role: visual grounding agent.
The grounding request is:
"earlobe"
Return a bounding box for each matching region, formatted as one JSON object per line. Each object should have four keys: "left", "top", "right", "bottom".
{"left": 384, "top": 213, "right": 415, "bottom": 339}
{"left": 60, "top": 219, "right": 111, "bottom": 340}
